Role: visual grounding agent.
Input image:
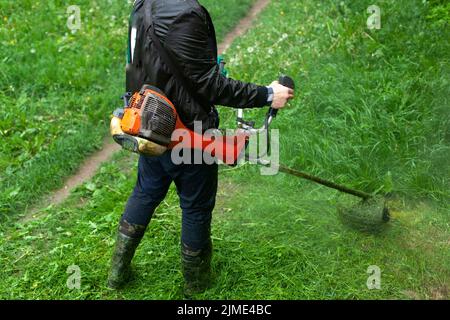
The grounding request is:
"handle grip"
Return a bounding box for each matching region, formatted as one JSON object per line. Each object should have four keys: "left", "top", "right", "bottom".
{"left": 268, "top": 75, "right": 295, "bottom": 118}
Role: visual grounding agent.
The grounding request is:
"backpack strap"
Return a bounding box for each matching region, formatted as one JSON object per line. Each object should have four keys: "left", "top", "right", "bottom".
{"left": 143, "top": 0, "right": 214, "bottom": 113}
{"left": 201, "top": 5, "right": 218, "bottom": 59}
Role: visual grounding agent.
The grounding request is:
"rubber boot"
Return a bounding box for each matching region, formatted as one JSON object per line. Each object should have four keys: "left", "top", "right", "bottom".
{"left": 181, "top": 239, "right": 212, "bottom": 298}
{"left": 107, "top": 221, "right": 146, "bottom": 289}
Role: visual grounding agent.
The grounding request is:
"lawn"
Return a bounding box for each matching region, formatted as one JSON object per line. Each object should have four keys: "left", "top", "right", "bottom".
{"left": 0, "top": 0, "right": 448, "bottom": 300}
{"left": 1, "top": 151, "right": 447, "bottom": 299}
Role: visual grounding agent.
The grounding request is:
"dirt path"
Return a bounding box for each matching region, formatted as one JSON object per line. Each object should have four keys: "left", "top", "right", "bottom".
{"left": 44, "top": 138, "right": 121, "bottom": 207}
{"left": 218, "top": 0, "right": 270, "bottom": 54}
{"left": 23, "top": 0, "right": 271, "bottom": 220}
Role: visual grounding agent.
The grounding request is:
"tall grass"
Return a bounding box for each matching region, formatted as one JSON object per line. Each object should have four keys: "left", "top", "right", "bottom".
{"left": 222, "top": 0, "right": 449, "bottom": 200}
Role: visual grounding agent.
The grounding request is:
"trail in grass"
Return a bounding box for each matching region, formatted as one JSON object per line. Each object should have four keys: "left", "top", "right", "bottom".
{"left": 218, "top": 0, "right": 270, "bottom": 54}
{"left": 23, "top": 139, "right": 121, "bottom": 221}
{"left": 21, "top": 0, "right": 272, "bottom": 220}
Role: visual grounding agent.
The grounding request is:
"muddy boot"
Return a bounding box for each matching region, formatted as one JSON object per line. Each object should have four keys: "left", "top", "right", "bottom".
{"left": 107, "top": 220, "right": 146, "bottom": 289}
{"left": 181, "top": 240, "right": 212, "bottom": 298}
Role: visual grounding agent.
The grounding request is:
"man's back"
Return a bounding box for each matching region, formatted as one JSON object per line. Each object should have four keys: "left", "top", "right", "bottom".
{"left": 107, "top": 0, "right": 294, "bottom": 296}
{"left": 127, "top": 0, "right": 269, "bottom": 130}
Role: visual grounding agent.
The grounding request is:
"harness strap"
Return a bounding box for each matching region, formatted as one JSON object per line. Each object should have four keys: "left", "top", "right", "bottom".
{"left": 143, "top": 0, "right": 214, "bottom": 113}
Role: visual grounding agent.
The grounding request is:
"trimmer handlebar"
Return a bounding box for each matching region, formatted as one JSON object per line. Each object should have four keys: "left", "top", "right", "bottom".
{"left": 268, "top": 75, "right": 296, "bottom": 119}
{"left": 237, "top": 75, "right": 295, "bottom": 132}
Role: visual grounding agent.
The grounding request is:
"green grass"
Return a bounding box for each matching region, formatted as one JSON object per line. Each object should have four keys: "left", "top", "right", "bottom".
{"left": 0, "top": 0, "right": 448, "bottom": 300}
{"left": 220, "top": 0, "right": 449, "bottom": 200}
{"left": 0, "top": 0, "right": 256, "bottom": 218}
{"left": 0, "top": 152, "right": 448, "bottom": 299}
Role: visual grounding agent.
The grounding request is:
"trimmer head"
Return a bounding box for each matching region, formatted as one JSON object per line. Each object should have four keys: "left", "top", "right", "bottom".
{"left": 337, "top": 195, "right": 390, "bottom": 232}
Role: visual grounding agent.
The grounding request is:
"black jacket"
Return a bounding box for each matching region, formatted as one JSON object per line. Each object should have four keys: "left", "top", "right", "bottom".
{"left": 126, "top": 0, "right": 269, "bottom": 130}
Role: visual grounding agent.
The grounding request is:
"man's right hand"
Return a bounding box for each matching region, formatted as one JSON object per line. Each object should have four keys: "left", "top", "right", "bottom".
{"left": 269, "top": 81, "right": 295, "bottom": 109}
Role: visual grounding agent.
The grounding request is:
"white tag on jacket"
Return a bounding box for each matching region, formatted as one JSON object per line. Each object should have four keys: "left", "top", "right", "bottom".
{"left": 130, "top": 27, "right": 137, "bottom": 63}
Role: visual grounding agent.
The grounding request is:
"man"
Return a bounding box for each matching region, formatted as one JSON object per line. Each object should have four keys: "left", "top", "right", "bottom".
{"left": 108, "top": 0, "right": 294, "bottom": 296}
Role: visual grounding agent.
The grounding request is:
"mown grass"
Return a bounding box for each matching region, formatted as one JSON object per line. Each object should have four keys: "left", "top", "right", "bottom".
{"left": 0, "top": 0, "right": 448, "bottom": 300}
{"left": 0, "top": 152, "right": 448, "bottom": 299}
{"left": 0, "top": 0, "right": 256, "bottom": 218}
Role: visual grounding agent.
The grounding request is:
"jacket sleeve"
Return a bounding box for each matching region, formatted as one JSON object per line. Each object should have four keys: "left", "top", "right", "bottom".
{"left": 164, "top": 9, "right": 268, "bottom": 109}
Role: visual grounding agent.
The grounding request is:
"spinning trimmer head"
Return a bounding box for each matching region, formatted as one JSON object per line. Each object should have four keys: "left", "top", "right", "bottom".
{"left": 337, "top": 196, "right": 390, "bottom": 232}
{"left": 277, "top": 165, "right": 391, "bottom": 230}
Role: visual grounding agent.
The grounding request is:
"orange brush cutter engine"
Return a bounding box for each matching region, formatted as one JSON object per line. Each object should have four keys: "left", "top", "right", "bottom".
{"left": 110, "top": 85, "right": 248, "bottom": 165}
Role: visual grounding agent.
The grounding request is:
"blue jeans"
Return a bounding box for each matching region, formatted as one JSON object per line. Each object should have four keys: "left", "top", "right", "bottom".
{"left": 120, "top": 150, "right": 218, "bottom": 250}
